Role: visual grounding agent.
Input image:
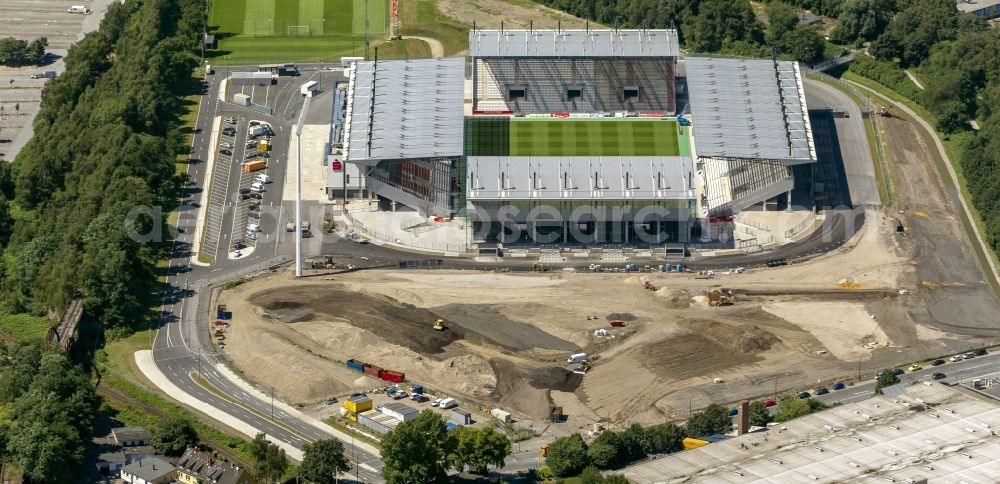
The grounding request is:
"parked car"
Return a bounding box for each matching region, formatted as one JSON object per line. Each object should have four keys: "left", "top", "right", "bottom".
{"left": 249, "top": 121, "right": 260, "bottom": 126}
{"left": 963, "top": 352, "right": 976, "bottom": 359}
{"left": 324, "top": 396, "right": 338, "bottom": 405}
{"left": 950, "top": 355, "right": 963, "bottom": 362}
{"left": 431, "top": 398, "right": 442, "bottom": 407}
{"left": 814, "top": 387, "right": 829, "bottom": 395}
{"left": 762, "top": 399, "right": 777, "bottom": 408}
{"left": 892, "top": 368, "right": 905, "bottom": 376}
{"left": 907, "top": 364, "right": 922, "bottom": 372}
{"left": 218, "top": 148, "right": 232, "bottom": 156}
{"left": 224, "top": 116, "right": 237, "bottom": 124}
{"left": 875, "top": 371, "right": 885, "bottom": 378}
{"left": 975, "top": 348, "right": 988, "bottom": 356}
{"left": 797, "top": 391, "right": 810, "bottom": 399}
{"left": 238, "top": 187, "right": 251, "bottom": 194}
{"left": 931, "top": 359, "right": 945, "bottom": 366}
{"left": 30, "top": 71, "right": 56, "bottom": 79}
{"left": 222, "top": 127, "right": 236, "bottom": 136}
{"left": 247, "top": 211, "right": 260, "bottom": 220}
{"left": 832, "top": 382, "right": 845, "bottom": 390}
{"left": 932, "top": 372, "right": 946, "bottom": 380}
{"left": 233, "top": 239, "right": 246, "bottom": 249}
{"left": 220, "top": 142, "right": 233, "bottom": 149}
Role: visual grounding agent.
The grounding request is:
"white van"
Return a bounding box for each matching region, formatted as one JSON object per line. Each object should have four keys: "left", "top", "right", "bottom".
{"left": 438, "top": 398, "right": 457, "bottom": 409}
{"left": 255, "top": 174, "right": 270, "bottom": 184}
{"left": 567, "top": 353, "right": 588, "bottom": 364}
{"left": 67, "top": 5, "right": 90, "bottom": 13}
{"left": 250, "top": 181, "right": 264, "bottom": 192}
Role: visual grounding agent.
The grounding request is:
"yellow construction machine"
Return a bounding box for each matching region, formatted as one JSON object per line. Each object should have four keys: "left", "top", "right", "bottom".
{"left": 433, "top": 319, "right": 446, "bottom": 331}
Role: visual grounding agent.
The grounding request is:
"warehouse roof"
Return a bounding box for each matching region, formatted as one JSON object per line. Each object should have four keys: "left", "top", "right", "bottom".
{"left": 957, "top": 0, "right": 1000, "bottom": 13}
{"left": 686, "top": 57, "right": 817, "bottom": 163}
{"left": 383, "top": 402, "right": 419, "bottom": 414}
{"left": 469, "top": 28, "right": 680, "bottom": 58}
{"left": 343, "top": 57, "right": 465, "bottom": 162}
{"left": 622, "top": 383, "right": 1000, "bottom": 483}
{"left": 466, "top": 156, "right": 694, "bottom": 201}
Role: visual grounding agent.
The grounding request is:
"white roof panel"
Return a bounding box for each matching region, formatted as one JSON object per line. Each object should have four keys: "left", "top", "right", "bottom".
{"left": 343, "top": 58, "right": 465, "bottom": 162}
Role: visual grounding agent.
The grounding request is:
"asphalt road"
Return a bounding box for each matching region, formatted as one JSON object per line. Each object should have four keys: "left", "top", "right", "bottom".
{"left": 811, "top": 350, "right": 1000, "bottom": 407}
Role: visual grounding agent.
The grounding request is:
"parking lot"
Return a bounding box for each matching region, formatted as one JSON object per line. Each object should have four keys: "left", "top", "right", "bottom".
{"left": 193, "top": 65, "right": 338, "bottom": 264}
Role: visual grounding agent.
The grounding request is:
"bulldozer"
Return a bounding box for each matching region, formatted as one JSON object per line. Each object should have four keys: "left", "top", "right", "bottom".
{"left": 433, "top": 319, "right": 446, "bottom": 331}
{"left": 707, "top": 289, "right": 735, "bottom": 307}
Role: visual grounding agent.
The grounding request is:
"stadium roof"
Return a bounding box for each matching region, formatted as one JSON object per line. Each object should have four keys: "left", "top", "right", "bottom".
{"left": 621, "top": 383, "right": 1000, "bottom": 483}
{"left": 468, "top": 28, "right": 680, "bottom": 58}
{"left": 957, "top": 0, "right": 1000, "bottom": 13}
{"left": 343, "top": 58, "right": 464, "bottom": 162}
{"left": 466, "top": 155, "right": 694, "bottom": 201}
{"left": 686, "top": 57, "right": 817, "bottom": 163}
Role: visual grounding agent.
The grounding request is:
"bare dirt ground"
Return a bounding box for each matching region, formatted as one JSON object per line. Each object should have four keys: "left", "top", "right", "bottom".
{"left": 218, "top": 222, "right": 989, "bottom": 433}
{"left": 438, "top": 0, "right": 601, "bottom": 30}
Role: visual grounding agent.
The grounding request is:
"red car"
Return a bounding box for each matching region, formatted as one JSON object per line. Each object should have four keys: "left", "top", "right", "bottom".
{"left": 763, "top": 399, "right": 777, "bottom": 408}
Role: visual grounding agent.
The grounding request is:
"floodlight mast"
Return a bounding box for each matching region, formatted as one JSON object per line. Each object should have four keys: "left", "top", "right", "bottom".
{"left": 294, "top": 96, "right": 312, "bottom": 277}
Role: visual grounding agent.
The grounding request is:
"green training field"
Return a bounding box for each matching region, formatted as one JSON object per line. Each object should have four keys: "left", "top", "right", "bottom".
{"left": 509, "top": 118, "right": 681, "bottom": 157}
{"left": 209, "top": 0, "right": 387, "bottom": 37}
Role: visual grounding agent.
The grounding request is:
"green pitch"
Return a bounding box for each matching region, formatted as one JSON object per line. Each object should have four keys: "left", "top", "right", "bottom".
{"left": 509, "top": 118, "right": 681, "bottom": 157}
{"left": 209, "top": 0, "right": 387, "bottom": 37}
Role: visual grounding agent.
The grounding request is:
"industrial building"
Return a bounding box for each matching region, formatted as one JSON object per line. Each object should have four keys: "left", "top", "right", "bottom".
{"left": 621, "top": 383, "right": 1000, "bottom": 483}
{"left": 333, "top": 27, "right": 817, "bottom": 247}
{"left": 957, "top": 0, "right": 1000, "bottom": 19}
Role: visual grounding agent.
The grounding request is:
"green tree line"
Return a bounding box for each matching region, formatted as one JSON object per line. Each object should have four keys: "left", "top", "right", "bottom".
{"left": 0, "top": 37, "right": 48, "bottom": 67}
{"left": 1, "top": 0, "right": 201, "bottom": 333}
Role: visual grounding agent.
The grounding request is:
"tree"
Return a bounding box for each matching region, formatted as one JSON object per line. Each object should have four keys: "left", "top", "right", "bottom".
{"left": 781, "top": 26, "right": 826, "bottom": 63}
{"left": 830, "top": 0, "right": 886, "bottom": 44}
{"left": 300, "top": 439, "right": 351, "bottom": 484}
{"left": 620, "top": 423, "right": 650, "bottom": 461}
{"left": 248, "top": 433, "right": 288, "bottom": 482}
{"left": 587, "top": 432, "right": 621, "bottom": 469}
{"left": 579, "top": 466, "right": 605, "bottom": 484}
{"left": 448, "top": 427, "right": 510, "bottom": 475}
{"left": 27, "top": 37, "right": 47, "bottom": 65}
{"left": 380, "top": 410, "right": 452, "bottom": 483}
{"left": 875, "top": 370, "right": 901, "bottom": 395}
{"left": 645, "top": 422, "right": 684, "bottom": 454}
{"left": 151, "top": 416, "right": 198, "bottom": 457}
{"left": 685, "top": 403, "right": 732, "bottom": 437}
{"left": 748, "top": 401, "right": 772, "bottom": 427}
{"left": 545, "top": 433, "right": 589, "bottom": 477}
{"left": 766, "top": 1, "right": 800, "bottom": 45}
{"left": 773, "top": 397, "right": 829, "bottom": 422}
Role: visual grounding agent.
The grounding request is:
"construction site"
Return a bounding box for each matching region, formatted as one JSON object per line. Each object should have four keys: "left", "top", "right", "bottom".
{"left": 214, "top": 205, "right": 994, "bottom": 435}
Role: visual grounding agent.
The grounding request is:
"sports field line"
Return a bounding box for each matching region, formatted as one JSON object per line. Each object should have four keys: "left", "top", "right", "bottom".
{"left": 352, "top": 0, "right": 387, "bottom": 35}
{"left": 299, "top": 0, "right": 325, "bottom": 35}
{"left": 244, "top": 0, "right": 277, "bottom": 35}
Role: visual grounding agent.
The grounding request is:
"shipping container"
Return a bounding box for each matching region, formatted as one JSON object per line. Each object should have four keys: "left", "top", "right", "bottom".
{"left": 344, "top": 395, "right": 372, "bottom": 414}
{"left": 243, "top": 160, "right": 267, "bottom": 173}
{"left": 379, "top": 369, "right": 405, "bottom": 383}
{"left": 346, "top": 359, "right": 366, "bottom": 372}
{"left": 363, "top": 365, "right": 382, "bottom": 378}
{"left": 491, "top": 408, "right": 512, "bottom": 423}
{"left": 450, "top": 409, "right": 473, "bottom": 425}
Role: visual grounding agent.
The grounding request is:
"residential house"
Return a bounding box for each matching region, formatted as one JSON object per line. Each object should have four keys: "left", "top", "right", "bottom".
{"left": 120, "top": 457, "right": 175, "bottom": 484}
{"left": 176, "top": 447, "right": 250, "bottom": 484}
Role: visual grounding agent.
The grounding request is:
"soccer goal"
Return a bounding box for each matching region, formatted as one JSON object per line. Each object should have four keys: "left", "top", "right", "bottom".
{"left": 287, "top": 25, "right": 311, "bottom": 36}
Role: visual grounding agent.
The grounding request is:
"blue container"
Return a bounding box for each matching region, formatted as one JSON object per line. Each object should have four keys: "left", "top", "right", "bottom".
{"left": 728, "top": 407, "right": 739, "bottom": 416}
{"left": 346, "top": 359, "right": 365, "bottom": 372}
{"left": 445, "top": 423, "right": 462, "bottom": 431}
{"left": 411, "top": 384, "right": 423, "bottom": 395}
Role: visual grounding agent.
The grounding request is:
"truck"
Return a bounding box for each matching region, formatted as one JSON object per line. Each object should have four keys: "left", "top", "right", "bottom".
{"left": 567, "top": 353, "right": 588, "bottom": 364}
{"left": 287, "top": 220, "right": 312, "bottom": 236}
{"left": 243, "top": 160, "right": 266, "bottom": 173}
{"left": 67, "top": 5, "right": 91, "bottom": 14}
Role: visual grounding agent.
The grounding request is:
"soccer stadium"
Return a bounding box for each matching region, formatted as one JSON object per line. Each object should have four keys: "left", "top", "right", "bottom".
{"left": 332, "top": 27, "right": 816, "bottom": 247}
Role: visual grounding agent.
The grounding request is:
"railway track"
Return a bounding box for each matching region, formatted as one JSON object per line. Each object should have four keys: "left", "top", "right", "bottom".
{"left": 95, "top": 383, "right": 251, "bottom": 468}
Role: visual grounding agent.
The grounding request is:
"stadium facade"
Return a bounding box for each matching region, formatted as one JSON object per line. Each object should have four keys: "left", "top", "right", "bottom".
{"left": 332, "top": 27, "right": 816, "bottom": 247}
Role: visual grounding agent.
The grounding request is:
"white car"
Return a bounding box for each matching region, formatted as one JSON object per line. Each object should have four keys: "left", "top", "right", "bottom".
{"left": 431, "top": 398, "right": 442, "bottom": 407}
{"left": 949, "top": 355, "right": 963, "bottom": 362}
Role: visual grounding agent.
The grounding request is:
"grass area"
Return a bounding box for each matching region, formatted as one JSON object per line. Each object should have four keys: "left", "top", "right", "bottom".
{"left": 509, "top": 118, "right": 681, "bottom": 156}
{"left": 213, "top": 36, "right": 364, "bottom": 64}
{"left": 0, "top": 313, "right": 53, "bottom": 342}
{"left": 374, "top": 37, "right": 432, "bottom": 59}
{"left": 398, "top": 0, "right": 468, "bottom": 56}
{"left": 325, "top": 417, "right": 382, "bottom": 448}
{"left": 208, "top": 0, "right": 388, "bottom": 63}
{"left": 843, "top": 72, "right": 1000, "bottom": 272}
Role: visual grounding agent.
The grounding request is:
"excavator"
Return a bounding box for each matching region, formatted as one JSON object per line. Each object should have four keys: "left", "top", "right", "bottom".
{"left": 433, "top": 319, "right": 446, "bottom": 331}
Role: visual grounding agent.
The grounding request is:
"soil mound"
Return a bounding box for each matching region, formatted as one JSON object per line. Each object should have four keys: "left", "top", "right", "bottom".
{"left": 607, "top": 313, "right": 637, "bottom": 322}
{"left": 679, "top": 319, "right": 779, "bottom": 354}
{"left": 434, "top": 304, "right": 579, "bottom": 353}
